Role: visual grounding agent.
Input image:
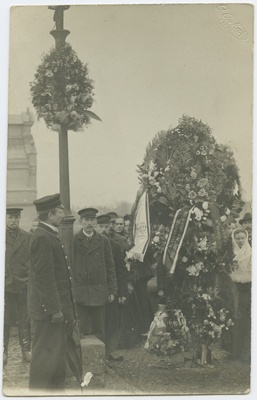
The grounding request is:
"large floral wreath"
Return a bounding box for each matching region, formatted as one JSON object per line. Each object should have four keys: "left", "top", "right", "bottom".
{"left": 30, "top": 43, "right": 100, "bottom": 132}
{"left": 131, "top": 115, "right": 244, "bottom": 353}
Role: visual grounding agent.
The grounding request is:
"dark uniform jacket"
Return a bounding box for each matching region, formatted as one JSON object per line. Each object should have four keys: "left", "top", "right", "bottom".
{"left": 28, "top": 223, "right": 75, "bottom": 321}
{"left": 109, "top": 236, "right": 129, "bottom": 299}
{"left": 109, "top": 230, "right": 130, "bottom": 253}
{"left": 5, "top": 228, "right": 31, "bottom": 294}
{"left": 73, "top": 230, "right": 117, "bottom": 306}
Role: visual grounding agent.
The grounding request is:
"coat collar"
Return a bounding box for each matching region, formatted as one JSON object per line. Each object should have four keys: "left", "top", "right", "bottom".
{"left": 77, "top": 229, "right": 102, "bottom": 252}
{"left": 6, "top": 228, "right": 28, "bottom": 254}
{"left": 36, "top": 222, "right": 61, "bottom": 240}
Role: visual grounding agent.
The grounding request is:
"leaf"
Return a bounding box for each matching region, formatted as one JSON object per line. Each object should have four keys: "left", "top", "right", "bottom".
{"left": 84, "top": 110, "right": 102, "bottom": 121}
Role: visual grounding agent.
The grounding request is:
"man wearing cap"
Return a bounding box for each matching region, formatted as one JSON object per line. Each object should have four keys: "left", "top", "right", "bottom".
{"left": 4, "top": 208, "right": 31, "bottom": 365}
{"left": 106, "top": 212, "right": 130, "bottom": 253}
{"left": 73, "top": 208, "right": 117, "bottom": 343}
{"left": 239, "top": 212, "right": 252, "bottom": 245}
{"left": 96, "top": 214, "right": 128, "bottom": 362}
{"left": 28, "top": 194, "right": 76, "bottom": 391}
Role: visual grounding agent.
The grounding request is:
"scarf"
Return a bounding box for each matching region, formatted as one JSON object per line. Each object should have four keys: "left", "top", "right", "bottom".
{"left": 230, "top": 229, "right": 252, "bottom": 283}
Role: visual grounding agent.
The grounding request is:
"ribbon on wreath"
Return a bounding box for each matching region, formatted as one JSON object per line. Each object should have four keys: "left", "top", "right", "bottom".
{"left": 126, "top": 190, "right": 151, "bottom": 262}
{"left": 163, "top": 206, "right": 194, "bottom": 274}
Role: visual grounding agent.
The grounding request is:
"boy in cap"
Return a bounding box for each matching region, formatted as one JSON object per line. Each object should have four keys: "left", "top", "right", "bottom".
{"left": 96, "top": 214, "right": 128, "bottom": 362}
{"left": 28, "top": 194, "right": 76, "bottom": 392}
{"left": 73, "top": 208, "right": 117, "bottom": 343}
{"left": 4, "top": 207, "right": 31, "bottom": 365}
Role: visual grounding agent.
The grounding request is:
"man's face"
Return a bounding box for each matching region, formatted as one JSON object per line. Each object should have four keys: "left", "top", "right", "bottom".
{"left": 80, "top": 217, "right": 97, "bottom": 234}
{"left": 6, "top": 214, "right": 21, "bottom": 230}
{"left": 49, "top": 207, "right": 64, "bottom": 227}
{"left": 109, "top": 218, "right": 116, "bottom": 230}
{"left": 124, "top": 220, "right": 131, "bottom": 234}
{"left": 115, "top": 218, "right": 124, "bottom": 233}
{"left": 96, "top": 223, "right": 110, "bottom": 235}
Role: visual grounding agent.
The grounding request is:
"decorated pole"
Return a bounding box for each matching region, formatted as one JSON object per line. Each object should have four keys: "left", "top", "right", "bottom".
{"left": 48, "top": 5, "right": 75, "bottom": 262}
{"left": 31, "top": 7, "right": 100, "bottom": 263}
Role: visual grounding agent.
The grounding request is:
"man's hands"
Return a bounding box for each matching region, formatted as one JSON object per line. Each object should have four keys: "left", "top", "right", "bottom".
{"left": 108, "top": 294, "right": 114, "bottom": 303}
{"left": 119, "top": 297, "right": 127, "bottom": 305}
{"left": 127, "top": 282, "right": 134, "bottom": 295}
{"left": 51, "top": 310, "right": 64, "bottom": 324}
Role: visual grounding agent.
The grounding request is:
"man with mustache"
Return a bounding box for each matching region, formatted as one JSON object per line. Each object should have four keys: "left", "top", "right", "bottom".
{"left": 73, "top": 208, "right": 117, "bottom": 343}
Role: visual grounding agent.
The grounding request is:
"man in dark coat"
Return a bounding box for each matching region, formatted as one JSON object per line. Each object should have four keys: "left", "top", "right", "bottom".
{"left": 28, "top": 194, "right": 76, "bottom": 392}
{"left": 96, "top": 214, "right": 128, "bottom": 362}
{"left": 73, "top": 208, "right": 117, "bottom": 343}
{"left": 106, "top": 212, "right": 130, "bottom": 252}
{"left": 4, "top": 207, "right": 31, "bottom": 365}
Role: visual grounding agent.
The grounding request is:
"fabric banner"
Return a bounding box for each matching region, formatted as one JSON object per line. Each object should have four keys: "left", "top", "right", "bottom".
{"left": 163, "top": 206, "right": 194, "bottom": 274}
{"left": 126, "top": 190, "right": 151, "bottom": 262}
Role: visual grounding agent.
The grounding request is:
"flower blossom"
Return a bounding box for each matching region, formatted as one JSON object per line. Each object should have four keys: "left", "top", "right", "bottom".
{"left": 188, "top": 190, "right": 197, "bottom": 199}
{"left": 153, "top": 236, "right": 160, "bottom": 243}
{"left": 197, "top": 178, "right": 208, "bottom": 188}
{"left": 198, "top": 188, "right": 206, "bottom": 197}
{"left": 202, "top": 293, "right": 211, "bottom": 301}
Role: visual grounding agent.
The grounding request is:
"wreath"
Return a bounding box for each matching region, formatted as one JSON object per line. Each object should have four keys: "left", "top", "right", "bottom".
{"left": 132, "top": 115, "right": 244, "bottom": 351}
{"left": 30, "top": 43, "right": 100, "bottom": 132}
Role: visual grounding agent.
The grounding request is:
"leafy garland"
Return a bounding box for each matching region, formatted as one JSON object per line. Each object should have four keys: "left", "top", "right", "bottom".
{"left": 30, "top": 43, "right": 100, "bottom": 132}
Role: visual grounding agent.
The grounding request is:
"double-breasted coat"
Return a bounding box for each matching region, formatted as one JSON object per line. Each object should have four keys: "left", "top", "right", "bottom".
{"left": 28, "top": 222, "right": 75, "bottom": 321}
{"left": 5, "top": 228, "right": 31, "bottom": 294}
{"left": 73, "top": 230, "right": 117, "bottom": 306}
{"left": 28, "top": 222, "right": 76, "bottom": 391}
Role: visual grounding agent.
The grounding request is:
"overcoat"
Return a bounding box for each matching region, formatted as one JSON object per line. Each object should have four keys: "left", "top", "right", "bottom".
{"left": 28, "top": 223, "right": 75, "bottom": 321}
{"left": 5, "top": 228, "right": 31, "bottom": 294}
{"left": 109, "top": 236, "right": 128, "bottom": 298}
{"left": 73, "top": 230, "right": 117, "bottom": 306}
{"left": 109, "top": 230, "right": 130, "bottom": 252}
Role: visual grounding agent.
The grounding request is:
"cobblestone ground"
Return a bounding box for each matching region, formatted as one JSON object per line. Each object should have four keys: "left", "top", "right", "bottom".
{"left": 2, "top": 329, "right": 251, "bottom": 396}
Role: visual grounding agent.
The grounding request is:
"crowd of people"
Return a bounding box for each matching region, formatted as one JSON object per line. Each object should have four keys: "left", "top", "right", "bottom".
{"left": 4, "top": 193, "right": 252, "bottom": 392}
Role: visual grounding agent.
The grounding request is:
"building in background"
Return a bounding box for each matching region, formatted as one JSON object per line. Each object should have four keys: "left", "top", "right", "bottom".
{"left": 7, "top": 109, "right": 37, "bottom": 231}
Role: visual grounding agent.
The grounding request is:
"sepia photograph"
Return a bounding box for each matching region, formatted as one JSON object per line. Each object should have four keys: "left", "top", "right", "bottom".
{"left": 0, "top": 0, "right": 254, "bottom": 397}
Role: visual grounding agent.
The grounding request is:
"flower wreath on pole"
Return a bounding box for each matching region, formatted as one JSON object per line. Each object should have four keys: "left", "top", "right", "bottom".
{"left": 30, "top": 43, "right": 101, "bottom": 132}
{"left": 131, "top": 115, "right": 244, "bottom": 361}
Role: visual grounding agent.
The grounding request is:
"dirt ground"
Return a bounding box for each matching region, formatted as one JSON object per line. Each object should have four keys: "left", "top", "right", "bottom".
{"left": 2, "top": 328, "right": 251, "bottom": 396}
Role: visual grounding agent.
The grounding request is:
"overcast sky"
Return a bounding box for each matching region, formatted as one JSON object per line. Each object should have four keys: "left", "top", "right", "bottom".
{"left": 7, "top": 2, "right": 253, "bottom": 209}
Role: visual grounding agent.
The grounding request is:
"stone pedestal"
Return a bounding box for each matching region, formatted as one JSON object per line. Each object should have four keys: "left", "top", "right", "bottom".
{"left": 81, "top": 335, "right": 106, "bottom": 387}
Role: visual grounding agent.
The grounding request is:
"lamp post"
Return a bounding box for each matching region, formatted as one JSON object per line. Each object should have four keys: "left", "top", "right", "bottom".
{"left": 48, "top": 5, "right": 75, "bottom": 263}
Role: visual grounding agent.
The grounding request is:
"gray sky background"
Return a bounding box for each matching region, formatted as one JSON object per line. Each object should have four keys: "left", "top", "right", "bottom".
{"left": 7, "top": 3, "right": 253, "bottom": 209}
